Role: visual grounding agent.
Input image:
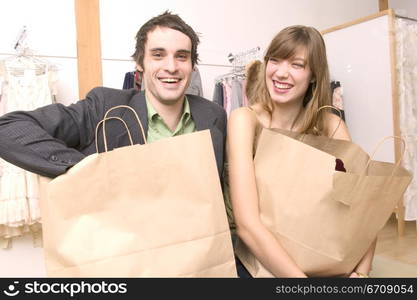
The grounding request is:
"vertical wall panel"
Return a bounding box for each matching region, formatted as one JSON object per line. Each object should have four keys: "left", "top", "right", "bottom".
{"left": 75, "top": 0, "right": 102, "bottom": 99}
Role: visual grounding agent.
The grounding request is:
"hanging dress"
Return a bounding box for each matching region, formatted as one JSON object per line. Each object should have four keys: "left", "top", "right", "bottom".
{"left": 0, "top": 59, "right": 57, "bottom": 248}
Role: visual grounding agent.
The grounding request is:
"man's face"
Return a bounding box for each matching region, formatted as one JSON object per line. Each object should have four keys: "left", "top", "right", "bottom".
{"left": 139, "top": 26, "right": 193, "bottom": 107}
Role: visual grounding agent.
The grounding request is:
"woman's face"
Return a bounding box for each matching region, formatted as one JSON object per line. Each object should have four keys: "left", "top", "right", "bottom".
{"left": 265, "top": 47, "right": 313, "bottom": 107}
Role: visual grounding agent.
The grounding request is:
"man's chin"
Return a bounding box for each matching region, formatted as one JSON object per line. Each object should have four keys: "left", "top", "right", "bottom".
{"left": 158, "top": 95, "right": 186, "bottom": 106}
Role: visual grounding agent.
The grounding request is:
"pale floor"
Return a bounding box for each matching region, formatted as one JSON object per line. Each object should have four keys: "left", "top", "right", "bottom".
{"left": 375, "top": 214, "right": 417, "bottom": 266}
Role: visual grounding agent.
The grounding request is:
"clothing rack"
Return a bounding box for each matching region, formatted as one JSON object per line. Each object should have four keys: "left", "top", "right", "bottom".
{"left": 0, "top": 27, "right": 62, "bottom": 251}
{"left": 214, "top": 46, "right": 261, "bottom": 83}
{"left": 214, "top": 70, "right": 246, "bottom": 84}
{"left": 212, "top": 47, "right": 260, "bottom": 116}
{"left": 2, "top": 26, "right": 59, "bottom": 76}
{"left": 14, "top": 25, "right": 28, "bottom": 55}
{"left": 396, "top": 13, "right": 417, "bottom": 22}
{"left": 227, "top": 46, "right": 261, "bottom": 72}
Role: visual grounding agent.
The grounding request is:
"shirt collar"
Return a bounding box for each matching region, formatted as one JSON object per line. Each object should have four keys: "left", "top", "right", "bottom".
{"left": 146, "top": 96, "right": 191, "bottom": 125}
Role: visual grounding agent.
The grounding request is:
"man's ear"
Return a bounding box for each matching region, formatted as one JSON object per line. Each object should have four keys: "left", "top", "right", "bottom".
{"left": 136, "top": 64, "right": 144, "bottom": 72}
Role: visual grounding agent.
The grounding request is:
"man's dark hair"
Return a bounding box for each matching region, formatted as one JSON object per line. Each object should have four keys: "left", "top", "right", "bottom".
{"left": 132, "top": 11, "right": 200, "bottom": 69}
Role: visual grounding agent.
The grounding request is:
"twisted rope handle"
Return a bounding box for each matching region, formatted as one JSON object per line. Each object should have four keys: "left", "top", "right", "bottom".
{"left": 95, "top": 117, "right": 134, "bottom": 153}
{"left": 315, "top": 105, "right": 342, "bottom": 139}
{"left": 363, "top": 136, "right": 406, "bottom": 177}
{"left": 100, "top": 105, "right": 147, "bottom": 152}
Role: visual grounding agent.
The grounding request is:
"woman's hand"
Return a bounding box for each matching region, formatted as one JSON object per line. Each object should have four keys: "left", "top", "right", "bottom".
{"left": 349, "top": 271, "right": 369, "bottom": 278}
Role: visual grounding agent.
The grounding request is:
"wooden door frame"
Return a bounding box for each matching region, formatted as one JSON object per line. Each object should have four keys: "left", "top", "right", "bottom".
{"left": 74, "top": 0, "right": 102, "bottom": 99}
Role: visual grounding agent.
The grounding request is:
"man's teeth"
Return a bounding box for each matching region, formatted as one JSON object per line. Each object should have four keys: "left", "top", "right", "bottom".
{"left": 274, "top": 82, "right": 292, "bottom": 89}
{"left": 160, "top": 78, "right": 180, "bottom": 83}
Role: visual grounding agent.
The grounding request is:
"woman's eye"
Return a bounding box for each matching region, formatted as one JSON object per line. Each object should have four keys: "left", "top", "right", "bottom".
{"left": 293, "top": 63, "right": 304, "bottom": 68}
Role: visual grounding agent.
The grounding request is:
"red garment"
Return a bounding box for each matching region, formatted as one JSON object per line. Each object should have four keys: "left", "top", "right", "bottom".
{"left": 335, "top": 158, "right": 346, "bottom": 172}
{"left": 134, "top": 71, "right": 142, "bottom": 90}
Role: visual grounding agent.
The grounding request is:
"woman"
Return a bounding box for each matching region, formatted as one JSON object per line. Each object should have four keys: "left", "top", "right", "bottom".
{"left": 227, "top": 25, "right": 375, "bottom": 278}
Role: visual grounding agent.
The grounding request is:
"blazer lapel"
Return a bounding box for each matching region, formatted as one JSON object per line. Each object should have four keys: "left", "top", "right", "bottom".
{"left": 189, "top": 96, "right": 217, "bottom": 131}
{"left": 120, "top": 91, "right": 148, "bottom": 145}
{"left": 188, "top": 96, "right": 223, "bottom": 176}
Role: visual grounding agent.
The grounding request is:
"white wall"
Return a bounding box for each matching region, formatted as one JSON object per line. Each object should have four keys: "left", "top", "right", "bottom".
{"left": 324, "top": 15, "right": 395, "bottom": 162}
{"left": 390, "top": 0, "right": 417, "bottom": 19}
{"left": 0, "top": 0, "right": 79, "bottom": 105}
{"left": 0, "top": 0, "right": 401, "bottom": 278}
{"left": 100, "top": 0, "right": 379, "bottom": 99}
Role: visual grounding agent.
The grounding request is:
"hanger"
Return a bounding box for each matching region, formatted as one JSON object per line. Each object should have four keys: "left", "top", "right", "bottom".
{"left": 3, "top": 26, "right": 59, "bottom": 76}
{"left": 215, "top": 47, "right": 261, "bottom": 83}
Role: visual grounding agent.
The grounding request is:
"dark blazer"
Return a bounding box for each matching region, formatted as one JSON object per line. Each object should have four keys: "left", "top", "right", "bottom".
{"left": 0, "top": 87, "right": 227, "bottom": 178}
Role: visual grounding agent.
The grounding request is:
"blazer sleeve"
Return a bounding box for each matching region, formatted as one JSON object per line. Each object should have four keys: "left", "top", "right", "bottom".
{"left": 0, "top": 87, "right": 106, "bottom": 178}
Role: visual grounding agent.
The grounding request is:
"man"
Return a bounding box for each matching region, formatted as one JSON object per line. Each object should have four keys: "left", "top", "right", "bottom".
{"left": 0, "top": 11, "right": 227, "bottom": 179}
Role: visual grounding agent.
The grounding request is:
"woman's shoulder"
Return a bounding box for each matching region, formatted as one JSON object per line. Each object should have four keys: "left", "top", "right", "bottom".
{"left": 228, "top": 106, "right": 266, "bottom": 148}
{"left": 229, "top": 106, "right": 258, "bottom": 124}
{"left": 323, "top": 112, "right": 351, "bottom": 141}
{"left": 323, "top": 111, "right": 340, "bottom": 126}
{"left": 228, "top": 107, "right": 264, "bottom": 142}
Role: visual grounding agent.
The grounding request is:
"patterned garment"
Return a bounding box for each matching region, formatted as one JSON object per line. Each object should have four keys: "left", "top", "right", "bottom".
{"left": 396, "top": 18, "right": 417, "bottom": 221}
{"left": 0, "top": 60, "right": 57, "bottom": 248}
{"left": 331, "top": 81, "right": 345, "bottom": 121}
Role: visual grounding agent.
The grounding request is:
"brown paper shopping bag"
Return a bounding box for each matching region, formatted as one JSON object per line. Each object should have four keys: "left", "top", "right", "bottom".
{"left": 235, "top": 128, "right": 412, "bottom": 277}
{"left": 40, "top": 106, "right": 236, "bottom": 277}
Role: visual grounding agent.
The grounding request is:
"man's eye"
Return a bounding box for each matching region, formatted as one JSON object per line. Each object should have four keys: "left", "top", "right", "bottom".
{"left": 177, "top": 54, "right": 189, "bottom": 60}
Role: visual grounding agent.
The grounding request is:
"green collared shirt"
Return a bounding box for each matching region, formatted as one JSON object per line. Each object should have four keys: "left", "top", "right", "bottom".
{"left": 146, "top": 96, "right": 196, "bottom": 143}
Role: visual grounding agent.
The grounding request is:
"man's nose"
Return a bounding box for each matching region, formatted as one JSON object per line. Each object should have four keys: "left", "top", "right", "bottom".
{"left": 164, "top": 56, "right": 178, "bottom": 73}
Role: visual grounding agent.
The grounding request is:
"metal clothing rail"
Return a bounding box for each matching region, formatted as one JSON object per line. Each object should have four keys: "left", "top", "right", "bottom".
{"left": 101, "top": 57, "right": 232, "bottom": 68}
{"left": 214, "top": 46, "right": 261, "bottom": 83}
{"left": 0, "top": 53, "right": 76, "bottom": 60}
{"left": 396, "top": 14, "right": 417, "bottom": 22}
{"left": 227, "top": 46, "right": 261, "bottom": 71}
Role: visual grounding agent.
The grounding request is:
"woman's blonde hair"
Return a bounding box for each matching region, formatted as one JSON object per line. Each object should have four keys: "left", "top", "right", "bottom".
{"left": 247, "top": 25, "right": 332, "bottom": 134}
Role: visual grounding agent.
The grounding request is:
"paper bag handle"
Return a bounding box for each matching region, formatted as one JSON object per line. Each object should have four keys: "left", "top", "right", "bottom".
{"left": 101, "top": 105, "right": 147, "bottom": 152}
{"left": 95, "top": 117, "right": 134, "bottom": 153}
{"left": 315, "top": 105, "right": 342, "bottom": 139}
{"left": 299, "top": 105, "right": 342, "bottom": 144}
{"left": 363, "top": 136, "right": 406, "bottom": 177}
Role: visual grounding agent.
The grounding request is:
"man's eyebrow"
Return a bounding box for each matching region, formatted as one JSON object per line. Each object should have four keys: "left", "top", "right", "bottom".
{"left": 148, "top": 48, "right": 191, "bottom": 54}
{"left": 177, "top": 49, "right": 191, "bottom": 53}
{"left": 149, "top": 48, "right": 166, "bottom": 52}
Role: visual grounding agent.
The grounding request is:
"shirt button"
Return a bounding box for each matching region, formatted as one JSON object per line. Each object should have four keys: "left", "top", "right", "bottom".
{"left": 50, "top": 155, "right": 58, "bottom": 162}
